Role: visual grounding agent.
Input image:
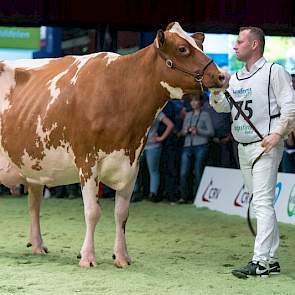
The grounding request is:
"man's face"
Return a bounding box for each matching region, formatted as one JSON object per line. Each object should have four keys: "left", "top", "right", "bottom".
{"left": 233, "top": 30, "right": 253, "bottom": 62}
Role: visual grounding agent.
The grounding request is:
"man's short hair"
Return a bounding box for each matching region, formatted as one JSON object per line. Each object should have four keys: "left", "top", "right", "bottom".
{"left": 239, "top": 26, "right": 265, "bottom": 53}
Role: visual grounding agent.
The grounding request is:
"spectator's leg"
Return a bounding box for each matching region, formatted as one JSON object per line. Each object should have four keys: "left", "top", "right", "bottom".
{"left": 179, "top": 147, "right": 192, "bottom": 203}
{"left": 145, "top": 147, "right": 162, "bottom": 201}
{"left": 220, "top": 143, "right": 232, "bottom": 168}
{"left": 161, "top": 145, "right": 179, "bottom": 202}
{"left": 67, "top": 183, "right": 82, "bottom": 199}
{"left": 280, "top": 151, "right": 294, "bottom": 173}
{"left": 193, "top": 144, "right": 209, "bottom": 200}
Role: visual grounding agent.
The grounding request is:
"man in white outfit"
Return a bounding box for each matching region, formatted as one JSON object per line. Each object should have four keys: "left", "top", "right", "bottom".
{"left": 210, "top": 27, "right": 295, "bottom": 278}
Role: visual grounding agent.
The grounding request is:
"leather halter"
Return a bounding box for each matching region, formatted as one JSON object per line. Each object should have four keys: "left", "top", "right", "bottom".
{"left": 155, "top": 45, "right": 214, "bottom": 92}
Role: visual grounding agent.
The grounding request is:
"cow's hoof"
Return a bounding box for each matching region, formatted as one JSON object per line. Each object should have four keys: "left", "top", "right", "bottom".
{"left": 27, "top": 242, "right": 48, "bottom": 254}
{"left": 113, "top": 255, "right": 131, "bottom": 268}
{"left": 113, "top": 259, "right": 129, "bottom": 268}
{"left": 79, "top": 259, "right": 96, "bottom": 268}
{"left": 32, "top": 246, "right": 49, "bottom": 254}
{"left": 127, "top": 256, "right": 132, "bottom": 265}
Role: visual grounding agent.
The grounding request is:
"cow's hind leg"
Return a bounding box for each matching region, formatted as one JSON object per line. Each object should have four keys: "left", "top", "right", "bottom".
{"left": 27, "top": 184, "right": 48, "bottom": 254}
{"left": 113, "top": 182, "right": 133, "bottom": 268}
{"left": 79, "top": 176, "right": 101, "bottom": 267}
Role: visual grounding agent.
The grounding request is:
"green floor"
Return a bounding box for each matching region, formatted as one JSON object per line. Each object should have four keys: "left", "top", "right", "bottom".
{"left": 0, "top": 195, "right": 294, "bottom": 295}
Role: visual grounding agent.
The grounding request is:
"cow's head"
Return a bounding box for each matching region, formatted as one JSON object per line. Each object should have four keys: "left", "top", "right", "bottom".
{"left": 154, "top": 22, "right": 227, "bottom": 98}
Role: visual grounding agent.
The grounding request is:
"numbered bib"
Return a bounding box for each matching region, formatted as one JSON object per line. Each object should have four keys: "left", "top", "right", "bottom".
{"left": 229, "top": 62, "right": 279, "bottom": 143}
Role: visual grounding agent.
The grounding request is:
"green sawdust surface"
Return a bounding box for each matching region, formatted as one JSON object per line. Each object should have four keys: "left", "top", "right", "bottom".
{"left": 0, "top": 196, "right": 294, "bottom": 295}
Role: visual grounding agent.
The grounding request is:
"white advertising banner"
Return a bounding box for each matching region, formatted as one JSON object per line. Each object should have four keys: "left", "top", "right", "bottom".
{"left": 194, "top": 166, "right": 295, "bottom": 225}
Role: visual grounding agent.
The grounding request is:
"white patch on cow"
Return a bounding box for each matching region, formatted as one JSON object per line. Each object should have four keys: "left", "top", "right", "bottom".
{"left": 0, "top": 153, "right": 25, "bottom": 187}
{"left": 21, "top": 143, "right": 78, "bottom": 186}
{"left": 160, "top": 81, "right": 184, "bottom": 99}
{"left": 18, "top": 116, "right": 78, "bottom": 186}
{"left": 168, "top": 22, "right": 202, "bottom": 52}
{"left": 0, "top": 65, "right": 15, "bottom": 113}
{"left": 80, "top": 165, "right": 98, "bottom": 196}
{"left": 36, "top": 116, "right": 58, "bottom": 143}
{"left": 46, "top": 69, "right": 70, "bottom": 111}
{"left": 104, "top": 52, "right": 120, "bottom": 66}
{"left": 93, "top": 143, "right": 144, "bottom": 192}
{"left": 70, "top": 53, "right": 102, "bottom": 85}
{"left": 3, "top": 58, "right": 52, "bottom": 70}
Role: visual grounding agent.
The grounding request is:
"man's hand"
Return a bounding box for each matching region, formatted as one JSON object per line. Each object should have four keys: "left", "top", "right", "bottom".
{"left": 212, "top": 137, "right": 220, "bottom": 144}
{"left": 190, "top": 127, "right": 198, "bottom": 135}
{"left": 261, "top": 133, "right": 282, "bottom": 153}
{"left": 152, "top": 136, "right": 162, "bottom": 143}
{"left": 220, "top": 135, "right": 231, "bottom": 144}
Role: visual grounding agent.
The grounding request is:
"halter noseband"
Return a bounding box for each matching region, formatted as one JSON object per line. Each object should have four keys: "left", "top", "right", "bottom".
{"left": 155, "top": 46, "right": 214, "bottom": 93}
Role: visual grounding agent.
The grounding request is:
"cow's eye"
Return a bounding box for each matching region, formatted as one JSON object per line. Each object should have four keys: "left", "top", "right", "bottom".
{"left": 178, "top": 46, "right": 189, "bottom": 55}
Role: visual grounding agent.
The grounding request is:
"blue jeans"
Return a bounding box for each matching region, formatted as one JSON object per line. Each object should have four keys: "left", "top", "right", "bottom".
{"left": 134, "top": 147, "right": 162, "bottom": 195}
{"left": 159, "top": 144, "right": 180, "bottom": 202}
{"left": 180, "top": 144, "right": 209, "bottom": 201}
{"left": 280, "top": 151, "right": 295, "bottom": 173}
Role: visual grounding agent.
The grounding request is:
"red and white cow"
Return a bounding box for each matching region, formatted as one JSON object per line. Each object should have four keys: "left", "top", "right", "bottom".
{"left": 0, "top": 22, "right": 226, "bottom": 267}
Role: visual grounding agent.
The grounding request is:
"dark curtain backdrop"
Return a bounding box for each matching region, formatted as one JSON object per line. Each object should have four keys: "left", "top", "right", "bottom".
{"left": 0, "top": 0, "right": 294, "bottom": 35}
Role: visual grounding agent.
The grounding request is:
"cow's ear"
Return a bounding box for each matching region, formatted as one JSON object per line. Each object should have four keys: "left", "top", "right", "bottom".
{"left": 155, "top": 29, "right": 165, "bottom": 48}
{"left": 191, "top": 32, "right": 205, "bottom": 44}
{"left": 166, "top": 22, "right": 175, "bottom": 31}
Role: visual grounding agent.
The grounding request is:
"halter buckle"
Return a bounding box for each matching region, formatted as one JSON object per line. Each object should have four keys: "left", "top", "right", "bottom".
{"left": 194, "top": 74, "right": 203, "bottom": 82}
{"left": 166, "top": 59, "right": 173, "bottom": 68}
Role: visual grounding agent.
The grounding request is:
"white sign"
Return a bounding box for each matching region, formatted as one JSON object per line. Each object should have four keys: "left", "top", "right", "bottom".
{"left": 194, "top": 166, "right": 295, "bottom": 225}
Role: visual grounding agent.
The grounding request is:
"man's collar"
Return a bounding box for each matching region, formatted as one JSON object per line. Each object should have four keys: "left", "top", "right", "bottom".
{"left": 241, "top": 57, "right": 266, "bottom": 74}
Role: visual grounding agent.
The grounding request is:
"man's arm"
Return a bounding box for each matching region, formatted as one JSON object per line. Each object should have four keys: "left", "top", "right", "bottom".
{"left": 261, "top": 65, "right": 295, "bottom": 152}
{"left": 209, "top": 90, "right": 231, "bottom": 113}
{"left": 271, "top": 65, "right": 295, "bottom": 138}
{"left": 209, "top": 72, "right": 232, "bottom": 113}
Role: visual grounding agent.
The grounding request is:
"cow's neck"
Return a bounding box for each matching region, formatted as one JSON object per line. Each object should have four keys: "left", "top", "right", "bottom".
{"left": 120, "top": 45, "right": 170, "bottom": 125}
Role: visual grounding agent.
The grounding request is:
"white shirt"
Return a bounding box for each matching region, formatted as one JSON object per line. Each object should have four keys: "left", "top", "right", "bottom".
{"left": 210, "top": 57, "right": 295, "bottom": 139}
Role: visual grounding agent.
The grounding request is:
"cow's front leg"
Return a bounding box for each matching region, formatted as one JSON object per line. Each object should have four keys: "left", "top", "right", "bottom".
{"left": 113, "top": 182, "right": 134, "bottom": 268}
{"left": 27, "top": 184, "right": 48, "bottom": 254}
{"left": 79, "top": 175, "right": 101, "bottom": 268}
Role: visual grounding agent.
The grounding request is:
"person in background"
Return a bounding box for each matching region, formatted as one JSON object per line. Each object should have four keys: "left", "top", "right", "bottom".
{"left": 179, "top": 93, "right": 214, "bottom": 204}
{"left": 210, "top": 26, "right": 295, "bottom": 278}
{"left": 132, "top": 112, "right": 174, "bottom": 202}
{"left": 50, "top": 183, "right": 82, "bottom": 199}
{"left": 206, "top": 93, "right": 237, "bottom": 168}
{"left": 280, "top": 74, "right": 295, "bottom": 173}
{"left": 280, "top": 128, "right": 295, "bottom": 173}
{"left": 158, "top": 99, "right": 184, "bottom": 203}
{"left": 292, "top": 73, "right": 295, "bottom": 89}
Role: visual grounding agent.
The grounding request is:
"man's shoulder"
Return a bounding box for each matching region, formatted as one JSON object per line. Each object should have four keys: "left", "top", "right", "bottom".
{"left": 269, "top": 63, "right": 290, "bottom": 78}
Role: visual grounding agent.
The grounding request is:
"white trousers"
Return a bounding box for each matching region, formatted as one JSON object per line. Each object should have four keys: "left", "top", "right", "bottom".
{"left": 238, "top": 140, "right": 284, "bottom": 264}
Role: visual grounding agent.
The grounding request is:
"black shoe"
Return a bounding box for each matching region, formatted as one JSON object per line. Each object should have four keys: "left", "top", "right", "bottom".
{"left": 269, "top": 262, "right": 280, "bottom": 275}
{"left": 232, "top": 261, "right": 269, "bottom": 279}
{"left": 53, "top": 192, "right": 64, "bottom": 198}
{"left": 177, "top": 198, "right": 188, "bottom": 204}
{"left": 149, "top": 193, "right": 161, "bottom": 203}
